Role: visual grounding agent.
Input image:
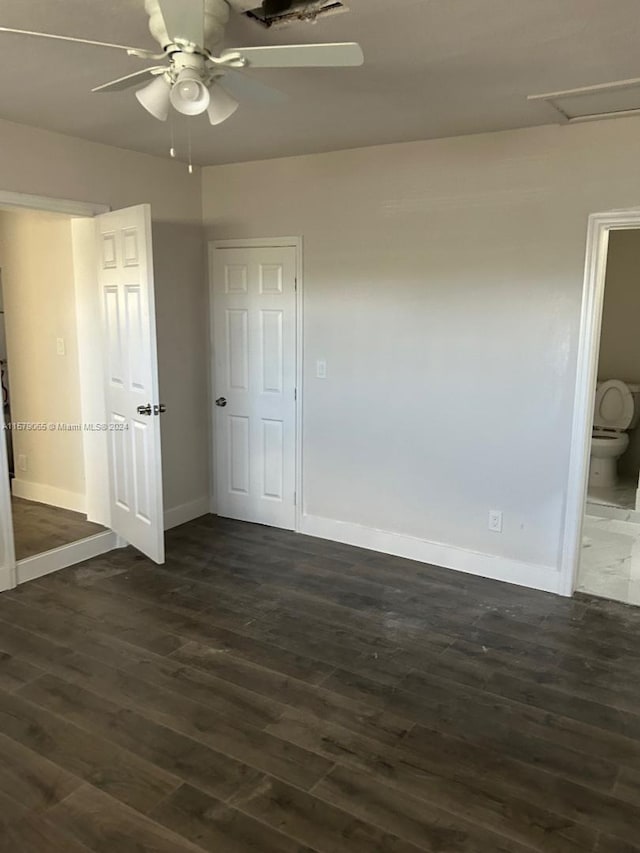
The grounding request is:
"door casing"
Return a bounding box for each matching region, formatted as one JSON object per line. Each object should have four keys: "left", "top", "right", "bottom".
{"left": 208, "top": 237, "right": 303, "bottom": 533}
{"left": 563, "top": 207, "right": 640, "bottom": 597}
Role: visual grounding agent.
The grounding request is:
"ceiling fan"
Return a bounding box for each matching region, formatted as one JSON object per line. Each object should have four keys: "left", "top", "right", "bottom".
{"left": 0, "top": 0, "right": 364, "bottom": 126}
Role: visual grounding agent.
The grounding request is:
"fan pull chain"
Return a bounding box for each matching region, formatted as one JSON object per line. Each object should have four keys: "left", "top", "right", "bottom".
{"left": 187, "top": 121, "right": 194, "bottom": 174}
{"left": 169, "top": 113, "right": 176, "bottom": 159}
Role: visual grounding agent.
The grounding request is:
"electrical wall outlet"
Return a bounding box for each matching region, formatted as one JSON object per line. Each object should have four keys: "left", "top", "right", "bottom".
{"left": 488, "top": 510, "right": 503, "bottom": 533}
{"left": 17, "top": 454, "right": 27, "bottom": 472}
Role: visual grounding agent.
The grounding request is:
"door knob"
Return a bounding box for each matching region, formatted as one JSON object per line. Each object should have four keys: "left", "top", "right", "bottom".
{"left": 137, "top": 404, "right": 152, "bottom": 416}
{"left": 215, "top": 397, "right": 227, "bottom": 408}
{"left": 153, "top": 403, "right": 167, "bottom": 415}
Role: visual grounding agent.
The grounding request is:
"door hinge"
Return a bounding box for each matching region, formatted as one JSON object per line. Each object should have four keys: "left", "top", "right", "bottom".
{"left": 294, "top": 277, "right": 298, "bottom": 292}
{"left": 294, "top": 491, "right": 297, "bottom": 506}
{"left": 294, "top": 388, "right": 297, "bottom": 401}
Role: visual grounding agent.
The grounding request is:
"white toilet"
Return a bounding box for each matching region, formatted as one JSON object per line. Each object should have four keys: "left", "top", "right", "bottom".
{"left": 590, "top": 379, "right": 640, "bottom": 488}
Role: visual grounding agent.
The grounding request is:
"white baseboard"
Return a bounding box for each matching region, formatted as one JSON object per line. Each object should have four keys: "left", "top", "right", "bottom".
{"left": 16, "top": 530, "right": 118, "bottom": 585}
{"left": 164, "top": 497, "right": 210, "bottom": 531}
{"left": 299, "top": 514, "right": 564, "bottom": 596}
{"left": 0, "top": 567, "right": 13, "bottom": 592}
{"left": 11, "top": 479, "right": 86, "bottom": 514}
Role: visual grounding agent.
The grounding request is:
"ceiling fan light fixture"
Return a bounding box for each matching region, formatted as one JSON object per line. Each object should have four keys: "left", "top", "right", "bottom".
{"left": 206, "top": 82, "right": 240, "bottom": 125}
{"left": 135, "top": 74, "right": 171, "bottom": 120}
{"left": 170, "top": 68, "right": 210, "bottom": 115}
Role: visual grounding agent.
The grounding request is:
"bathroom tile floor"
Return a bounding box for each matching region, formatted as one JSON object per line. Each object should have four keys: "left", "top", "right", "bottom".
{"left": 579, "top": 513, "right": 640, "bottom": 605}
{"left": 587, "top": 478, "right": 637, "bottom": 510}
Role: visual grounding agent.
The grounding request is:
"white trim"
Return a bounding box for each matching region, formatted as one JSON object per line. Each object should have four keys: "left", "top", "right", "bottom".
{"left": 164, "top": 497, "right": 210, "bottom": 530}
{"left": 71, "top": 217, "right": 110, "bottom": 527}
{"left": 0, "top": 190, "right": 108, "bottom": 217}
{"left": 15, "top": 530, "right": 118, "bottom": 585}
{"left": 0, "top": 566, "right": 13, "bottom": 593}
{"left": 568, "top": 108, "right": 640, "bottom": 125}
{"left": 301, "top": 514, "right": 564, "bottom": 595}
{"left": 11, "top": 478, "right": 86, "bottom": 514}
{"left": 561, "top": 208, "right": 640, "bottom": 597}
{"left": 208, "top": 237, "right": 304, "bottom": 532}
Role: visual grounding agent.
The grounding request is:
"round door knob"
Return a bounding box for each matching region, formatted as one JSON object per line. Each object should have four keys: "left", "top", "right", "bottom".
{"left": 216, "top": 397, "right": 227, "bottom": 407}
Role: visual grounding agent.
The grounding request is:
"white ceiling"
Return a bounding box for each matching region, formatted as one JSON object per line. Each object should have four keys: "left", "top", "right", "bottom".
{"left": 2, "top": 0, "right": 640, "bottom": 166}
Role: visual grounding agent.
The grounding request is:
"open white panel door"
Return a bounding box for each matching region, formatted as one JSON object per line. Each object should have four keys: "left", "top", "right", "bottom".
{"left": 95, "top": 205, "right": 164, "bottom": 563}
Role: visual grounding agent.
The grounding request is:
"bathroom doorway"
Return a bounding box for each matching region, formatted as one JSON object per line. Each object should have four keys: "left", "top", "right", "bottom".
{"left": 569, "top": 216, "right": 640, "bottom": 605}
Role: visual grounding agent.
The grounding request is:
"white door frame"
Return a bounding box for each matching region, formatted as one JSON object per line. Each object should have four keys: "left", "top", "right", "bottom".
{"left": 0, "top": 190, "right": 115, "bottom": 591}
{"left": 208, "top": 237, "right": 303, "bottom": 532}
{"left": 561, "top": 207, "right": 640, "bottom": 597}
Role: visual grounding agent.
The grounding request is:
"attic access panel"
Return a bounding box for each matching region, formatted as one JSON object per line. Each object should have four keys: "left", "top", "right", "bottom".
{"left": 529, "top": 78, "right": 640, "bottom": 123}
{"left": 243, "top": 0, "right": 348, "bottom": 27}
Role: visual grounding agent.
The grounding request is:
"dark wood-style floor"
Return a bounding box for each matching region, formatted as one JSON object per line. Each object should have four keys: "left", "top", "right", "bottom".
{"left": 0, "top": 515, "right": 639, "bottom": 852}
{"left": 12, "top": 496, "right": 105, "bottom": 560}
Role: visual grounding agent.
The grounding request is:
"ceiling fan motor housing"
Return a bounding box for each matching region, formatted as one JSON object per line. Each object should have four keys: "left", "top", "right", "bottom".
{"left": 145, "top": 0, "right": 230, "bottom": 49}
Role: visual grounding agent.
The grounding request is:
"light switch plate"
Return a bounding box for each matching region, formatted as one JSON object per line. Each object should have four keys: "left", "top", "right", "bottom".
{"left": 316, "top": 359, "right": 327, "bottom": 379}
{"left": 56, "top": 337, "right": 66, "bottom": 356}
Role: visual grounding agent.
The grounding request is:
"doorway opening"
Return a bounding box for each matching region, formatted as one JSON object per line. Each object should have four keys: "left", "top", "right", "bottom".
{"left": 563, "top": 209, "right": 640, "bottom": 604}
{"left": 209, "top": 238, "right": 302, "bottom": 532}
{"left": 0, "top": 207, "right": 107, "bottom": 563}
{"left": 0, "top": 191, "right": 166, "bottom": 592}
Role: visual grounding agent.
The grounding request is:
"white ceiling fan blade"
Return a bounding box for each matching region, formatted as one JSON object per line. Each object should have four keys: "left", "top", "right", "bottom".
{"left": 221, "top": 42, "right": 364, "bottom": 69}
{"left": 156, "top": 0, "right": 204, "bottom": 46}
{"left": 216, "top": 69, "right": 287, "bottom": 106}
{"left": 92, "top": 67, "right": 167, "bottom": 93}
{"left": 0, "top": 27, "right": 160, "bottom": 58}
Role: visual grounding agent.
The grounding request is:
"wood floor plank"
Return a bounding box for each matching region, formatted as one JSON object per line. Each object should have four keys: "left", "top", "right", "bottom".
{"left": 46, "top": 784, "right": 206, "bottom": 853}
{"left": 230, "top": 775, "right": 427, "bottom": 853}
{"left": 312, "top": 763, "right": 535, "bottom": 853}
{"left": 0, "top": 688, "right": 180, "bottom": 814}
{"left": 594, "top": 834, "right": 640, "bottom": 853}
{"left": 0, "top": 594, "right": 289, "bottom": 733}
{"left": 0, "top": 648, "right": 44, "bottom": 691}
{"left": 20, "top": 658, "right": 332, "bottom": 791}
{"left": 148, "top": 782, "right": 319, "bottom": 853}
{"left": 0, "top": 515, "right": 638, "bottom": 852}
{"left": 0, "top": 786, "right": 29, "bottom": 830}
{"left": 475, "top": 610, "right": 640, "bottom": 669}
{"left": 1, "top": 587, "right": 186, "bottom": 657}
{"left": 17, "top": 674, "right": 270, "bottom": 803}
{"left": 24, "top": 572, "right": 335, "bottom": 684}
{"left": 170, "top": 641, "right": 413, "bottom": 747}
{"left": 0, "top": 732, "right": 81, "bottom": 812}
{"left": 404, "top": 724, "right": 640, "bottom": 846}
{"left": 615, "top": 766, "right": 640, "bottom": 805}
{"left": 438, "top": 637, "right": 640, "bottom": 714}
{"left": 265, "top": 710, "right": 597, "bottom": 851}
{"left": 394, "top": 668, "right": 640, "bottom": 774}
{"left": 0, "top": 812, "right": 94, "bottom": 853}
